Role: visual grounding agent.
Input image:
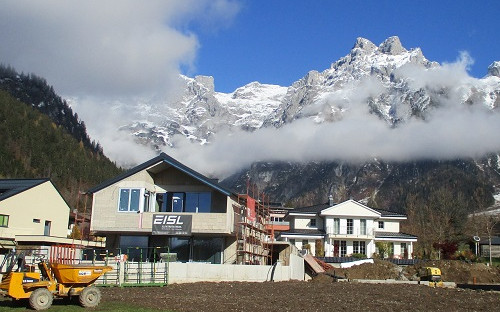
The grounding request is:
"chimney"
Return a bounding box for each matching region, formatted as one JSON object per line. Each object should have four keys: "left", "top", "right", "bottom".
{"left": 328, "top": 194, "right": 334, "bottom": 206}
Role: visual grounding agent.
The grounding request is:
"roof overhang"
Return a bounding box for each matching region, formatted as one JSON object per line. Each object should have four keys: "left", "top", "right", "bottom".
{"left": 88, "top": 153, "right": 235, "bottom": 197}
{"left": 288, "top": 213, "right": 317, "bottom": 217}
{"left": 15, "top": 235, "right": 106, "bottom": 248}
{"left": 280, "top": 233, "right": 325, "bottom": 239}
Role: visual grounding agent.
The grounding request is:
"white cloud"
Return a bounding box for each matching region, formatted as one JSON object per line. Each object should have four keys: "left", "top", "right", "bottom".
{"left": 167, "top": 57, "right": 500, "bottom": 178}
{"left": 0, "top": 0, "right": 240, "bottom": 97}
{"left": 0, "top": 0, "right": 241, "bottom": 166}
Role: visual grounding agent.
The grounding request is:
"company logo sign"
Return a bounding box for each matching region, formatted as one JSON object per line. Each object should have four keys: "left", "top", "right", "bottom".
{"left": 152, "top": 214, "right": 192, "bottom": 236}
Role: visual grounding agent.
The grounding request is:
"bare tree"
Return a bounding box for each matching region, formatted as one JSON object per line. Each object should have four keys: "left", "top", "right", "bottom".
{"left": 468, "top": 212, "right": 500, "bottom": 265}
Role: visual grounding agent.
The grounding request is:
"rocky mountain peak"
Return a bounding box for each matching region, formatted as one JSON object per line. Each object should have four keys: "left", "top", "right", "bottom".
{"left": 488, "top": 61, "right": 500, "bottom": 78}
{"left": 352, "top": 37, "right": 377, "bottom": 52}
{"left": 378, "top": 36, "right": 406, "bottom": 55}
{"left": 195, "top": 75, "right": 215, "bottom": 92}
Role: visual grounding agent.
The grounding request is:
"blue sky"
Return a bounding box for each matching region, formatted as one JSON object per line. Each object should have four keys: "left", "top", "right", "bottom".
{"left": 192, "top": 1, "right": 500, "bottom": 93}
{"left": 1, "top": 1, "right": 500, "bottom": 169}
{"left": 1, "top": 1, "right": 498, "bottom": 96}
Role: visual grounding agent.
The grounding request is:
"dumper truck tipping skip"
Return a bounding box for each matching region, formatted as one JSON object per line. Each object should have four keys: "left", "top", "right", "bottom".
{"left": 0, "top": 250, "right": 112, "bottom": 310}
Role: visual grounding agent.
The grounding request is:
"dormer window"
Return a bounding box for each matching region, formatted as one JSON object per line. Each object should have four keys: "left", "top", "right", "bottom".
{"left": 310, "top": 218, "right": 316, "bottom": 227}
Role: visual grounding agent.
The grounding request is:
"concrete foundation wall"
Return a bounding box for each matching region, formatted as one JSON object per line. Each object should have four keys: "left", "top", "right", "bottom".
{"left": 168, "top": 257, "right": 304, "bottom": 284}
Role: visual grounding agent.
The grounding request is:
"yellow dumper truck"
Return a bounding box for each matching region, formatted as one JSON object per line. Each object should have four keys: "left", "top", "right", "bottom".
{"left": 0, "top": 250, "right": 112, "bottom": 310}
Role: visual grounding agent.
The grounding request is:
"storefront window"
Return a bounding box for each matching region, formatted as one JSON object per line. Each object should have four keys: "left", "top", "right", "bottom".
{"left": 192, "top": 237, "right": 223, "bottom": 264}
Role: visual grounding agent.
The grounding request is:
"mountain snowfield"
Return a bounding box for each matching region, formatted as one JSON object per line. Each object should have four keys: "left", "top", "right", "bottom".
{"left": 121, "top": 36, "right": 499, "bottom": 152}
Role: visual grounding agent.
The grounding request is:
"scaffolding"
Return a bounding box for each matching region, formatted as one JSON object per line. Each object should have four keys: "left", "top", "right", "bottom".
{"left": 234, "top": 182, "right": 273, "bottom": 265}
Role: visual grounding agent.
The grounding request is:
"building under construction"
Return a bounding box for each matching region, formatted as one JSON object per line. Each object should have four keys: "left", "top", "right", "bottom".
{"left": 232, "top": 183, "right": 294, "bottom": 266}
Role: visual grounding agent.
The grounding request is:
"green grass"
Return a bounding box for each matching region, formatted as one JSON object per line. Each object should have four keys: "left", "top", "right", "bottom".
{"left": 0, "top": 298, "right": 172, "bottom": 312}
{"left": 479, "top": 257, "right": 500, "bottom": 266}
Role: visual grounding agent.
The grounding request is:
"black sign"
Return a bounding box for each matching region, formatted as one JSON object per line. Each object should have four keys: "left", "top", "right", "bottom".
{"left": 152, "top": 214, "right": 192, "bottom": 236}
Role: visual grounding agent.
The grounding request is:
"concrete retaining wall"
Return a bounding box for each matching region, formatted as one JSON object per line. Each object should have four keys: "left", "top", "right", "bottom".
{"left": 168, "top": 254, "right": 304, "bottom": 284}
{"left": 0, "top": 254, "right": 305, "bottom": 285}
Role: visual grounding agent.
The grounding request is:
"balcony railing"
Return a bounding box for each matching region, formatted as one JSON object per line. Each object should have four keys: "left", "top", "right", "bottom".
{"left": 326, "top": 226, "right": 374, "bottom": 238}
{"left": 267, "top": 221, "right": 290, "bottom": 226}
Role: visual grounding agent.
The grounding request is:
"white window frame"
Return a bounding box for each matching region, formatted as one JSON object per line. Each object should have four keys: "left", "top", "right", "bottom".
{"left": 347, "top": 219, "right": 353, "bottom": 234}
{"left": 118, "top": 188, "right": 144, "bottom": 212}
{"left": 360, "top": 219, "right": 367, "bottom": 235}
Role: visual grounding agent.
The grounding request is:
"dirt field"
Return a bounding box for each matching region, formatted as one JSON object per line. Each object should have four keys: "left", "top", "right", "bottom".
{"left": 335, "top": 260, "right": 500, "bottom": 284}
{"left": 101, "top": 260, "right": 500, "bottom": 311}
{"left": 102, "top": 281, "right": 500, "bottom": 312}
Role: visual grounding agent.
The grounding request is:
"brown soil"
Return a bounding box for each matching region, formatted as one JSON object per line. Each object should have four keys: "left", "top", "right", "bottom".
{"left": 101, "top": 281, "right": 499, "bottom": 312}
{"left": 331, "top": 260, "right": 500, "bottom": 284}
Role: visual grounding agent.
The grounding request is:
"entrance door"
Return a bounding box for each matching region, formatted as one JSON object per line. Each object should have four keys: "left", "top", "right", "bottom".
{"left": 333, "top": 240, "right": 339, "bottom": 257}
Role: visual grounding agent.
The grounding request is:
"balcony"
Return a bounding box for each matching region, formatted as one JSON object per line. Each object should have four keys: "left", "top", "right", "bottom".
{"left": 265, "top": 221, "right": 290, "bottom": 231}
{"left": 326, "top": 226, "right": 374, "bottom": 238}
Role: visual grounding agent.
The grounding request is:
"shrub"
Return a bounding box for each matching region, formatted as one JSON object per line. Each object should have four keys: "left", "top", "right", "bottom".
{"left": 351, "top": 253, "right": 367, "bottom": 259}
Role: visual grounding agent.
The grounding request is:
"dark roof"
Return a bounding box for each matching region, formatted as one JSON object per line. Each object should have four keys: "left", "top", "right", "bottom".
{"left": 479, "top": 236, "right": 500, "bottom": 245}
{"left": 280, "top": 229, "right": 326, "bottom": 236}
{"left": 375, "top": 232, "right": 417, "bottom": 239}
{"left": 372, "top": 208, "right": 406, "bottom": 218}
{"left": 0, "top": 179, "right": 49, "bottom": 201}
{"left": 88, "top": 152, "right": 235, "bottom": 196}
{"left": 288, "top": 203, "right": 331, "bottom": 215}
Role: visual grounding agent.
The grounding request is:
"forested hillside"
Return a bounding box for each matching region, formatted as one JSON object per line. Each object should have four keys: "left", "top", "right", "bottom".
{"left": 0, "top": 90, "right": 122, "bottom": 208}
{"left": 0, "top": 64, "right": 102, "bottom": 154}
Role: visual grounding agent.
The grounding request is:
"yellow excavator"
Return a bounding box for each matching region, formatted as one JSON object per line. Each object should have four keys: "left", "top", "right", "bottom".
{"left": 419, "top": 266, "right": 443, "bottom": 287}
{"left": 0, "top": 250, "right": 112, "bottom": 310}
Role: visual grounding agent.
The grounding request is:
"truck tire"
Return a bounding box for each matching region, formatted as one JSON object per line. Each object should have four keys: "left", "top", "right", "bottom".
{"left": 29, "top": 288, "right": 53, "bottom": 310}
{"left": 79, "top": 286, "right": 102, "bottom": 308}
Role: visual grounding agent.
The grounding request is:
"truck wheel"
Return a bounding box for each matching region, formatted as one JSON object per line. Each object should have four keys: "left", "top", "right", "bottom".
{"left": 79, "top": 286, "right": 102, "bottom": 308}
{"left": 29, "top": 288, "right": 53, "bottom": 310}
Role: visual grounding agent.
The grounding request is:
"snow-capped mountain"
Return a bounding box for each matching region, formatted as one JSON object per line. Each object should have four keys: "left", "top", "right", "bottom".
{"left": 123, "top": 36, "right": 499, "bottom": 149}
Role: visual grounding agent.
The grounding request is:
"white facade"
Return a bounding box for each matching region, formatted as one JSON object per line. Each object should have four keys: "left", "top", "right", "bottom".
{"left": 282, "top": 200, "right": 417, "bottom": 259}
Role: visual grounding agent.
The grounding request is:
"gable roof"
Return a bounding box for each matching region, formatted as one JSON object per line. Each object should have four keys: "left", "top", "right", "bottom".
{"left": 288, "top": 203, "right": 330, "bottom": 216}
{"left": 87, "top": 152, "right": 235, "bottom": 196}
{"left": 288, "top": 199, "right": 407, "bottom": 219}
{"left": 320, "top": 199, "right": 381, "bottom": 216}
{"left": 0, "top": 178, "right": 50, "bottom": 201}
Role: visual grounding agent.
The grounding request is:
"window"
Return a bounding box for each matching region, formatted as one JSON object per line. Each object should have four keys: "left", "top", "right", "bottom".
{"left": 185, "top": 192, "right": 211, "bottom": 213}
{"left": 340, "top": 241, "right": 347, "bottom": 257}
{"left": 0, "top": 215, "right": 9, "bottom": 227}
{"left": 310, "top": 218, "right": 316, "bottom": 227}
{"left": 354, "top": 241, "right": 366, "bottom": 255}
{"left": 271, "top": 216, "right": 284, "bottom": 222}
{"left": 166, "top": 192, "right": 212, "bottom": 213}
{"left": 119, "top": 188, "right": 141, "bottom": 212}
{"left": 120, "top": 236, "right": 149, "bottom": 261}
{"left": 353, "top": 241, "right": 359, "bottom": 254}
{"left": 347, "top": 219, "right": 353, "bottom": 234}
{"left": 333, "top": 218, "right": 340, "bottom": 234}
{"left": 378, "top": 221, "right": 384, "bottom": 229}
{"left": 360, "top": 241, "right": 366, "bottom": 255}
{"left": 33, "top": 218, "right": 40, "bottom": 223}
{"left": 360, "top": 219, "right": 366, "bottom": 235}
{"left": 192, "top": 237, "right": 223, "bottom": 264}
{"left": 44, "top": 221, "right": 51, "bottom": 236}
